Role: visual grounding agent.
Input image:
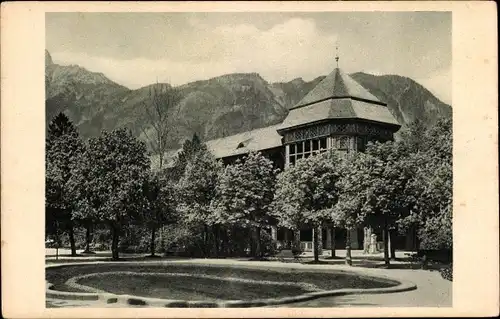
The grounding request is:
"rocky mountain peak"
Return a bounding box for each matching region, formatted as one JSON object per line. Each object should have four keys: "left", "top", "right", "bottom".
{"left": 45, "top": 50, "right": 54, "bottom": 66}
{"left": 290, "top": 77, "right": 305, "bottom": 86}
{"left": 45, "top": 56, "right": 451, "bottom": 149}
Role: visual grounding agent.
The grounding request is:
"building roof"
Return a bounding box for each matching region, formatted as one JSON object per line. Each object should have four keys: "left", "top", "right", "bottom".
{"left": 151, "top": 68, "right": 400, "bottom": 166}
{"left": 205, "top": 124, "right": 283, "bottom": 159}
{"left": 279, "top": 68, "right": 400, "bottom": 131}
{"left": 150, "top": 125, "right": 283, "bottom": 170}
{"left": 294, "top": 68, "right": 382, "bottom": 107}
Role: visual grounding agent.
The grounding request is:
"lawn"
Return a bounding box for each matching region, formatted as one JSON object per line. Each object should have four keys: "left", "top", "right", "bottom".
{"left": 79, "top": 272, "right": 311, "bottom": 300}
{"left": 47, "top": 263, "right": 398, "bottom": 301}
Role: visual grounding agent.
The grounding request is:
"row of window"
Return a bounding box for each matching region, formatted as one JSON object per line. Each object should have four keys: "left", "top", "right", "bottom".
{"left": 286, "top": 136, "right": 368, "bottom": 165}
{"left": 288, "top": 137, "right": 328, "bottom": 166}
{"left": 289, "top": 137, "right": 327, "bottom": 154}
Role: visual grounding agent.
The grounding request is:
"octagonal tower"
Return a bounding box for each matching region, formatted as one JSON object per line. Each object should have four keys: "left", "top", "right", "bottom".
{"left": 277, "top": 67, "right": 401, "bottom": 166}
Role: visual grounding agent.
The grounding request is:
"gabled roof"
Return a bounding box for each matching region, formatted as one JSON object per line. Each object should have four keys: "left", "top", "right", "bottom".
{"left": 279, "top": 68, "right": 400, "bottom": 132}
{"left": 205, "top": 124, "right": 283, "bottom": 159}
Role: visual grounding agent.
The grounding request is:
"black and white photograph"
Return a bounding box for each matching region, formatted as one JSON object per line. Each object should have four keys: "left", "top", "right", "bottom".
{"left": 43, "top": 11, "right": 454, "bottom": 308}
{"left": 0, "top": 1, "right": 500, "bottom": 318}
{"left": 2, "top": 3, "right": 498, "bottom": 316}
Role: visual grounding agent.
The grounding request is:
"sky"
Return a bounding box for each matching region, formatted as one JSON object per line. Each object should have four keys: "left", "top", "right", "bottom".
{"left": 46, "top": 12, "right": 452, "bottom": 104}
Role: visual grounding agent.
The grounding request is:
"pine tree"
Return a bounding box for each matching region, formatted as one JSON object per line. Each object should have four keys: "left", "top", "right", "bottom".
{"left": 46, "top": 112, "right": 84, "bottom": 256}
{"left": 176, "top": 147, "right": 221, "bottom": 257}
{"left": 171, "top": 133, "right": 207, "bottom": 180}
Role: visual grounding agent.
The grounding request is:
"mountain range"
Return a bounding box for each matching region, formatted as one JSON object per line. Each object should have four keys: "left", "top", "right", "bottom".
{"left": 45, "top": 50, "right": 452, "bottom": 150}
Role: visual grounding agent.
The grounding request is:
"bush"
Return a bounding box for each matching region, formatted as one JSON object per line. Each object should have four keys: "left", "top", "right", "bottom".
{"left": 440, "top": 264, "right": 453, "bottom": 281}
{"left": 162, "top": 223, "right": 205, "bottom": 257}
{"left": 260, "top": 228, "right": 279, "bottom": 257}
{"left": 225, "top": 226, "right": 252, "bottom": 257}
{"left": 119, "top": 225, "right": 154, "bottom": 253}
{"left": 418, "top": 210, "right": 452, "bottom": 250}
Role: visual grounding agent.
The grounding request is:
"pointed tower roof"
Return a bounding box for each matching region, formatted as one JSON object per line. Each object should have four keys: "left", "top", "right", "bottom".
{"left": 278, "top": 68, "right": 400, "bottom": 132}
{"left": 294, "top": 68, "right": 382, "bottom": 107}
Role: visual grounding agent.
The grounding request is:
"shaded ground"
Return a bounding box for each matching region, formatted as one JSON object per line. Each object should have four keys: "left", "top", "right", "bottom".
{"left": 47, "top": 263, "right": 395, "bottom": 296}
{"left": 79, "top": 272, "right": 310, "bottom": 300}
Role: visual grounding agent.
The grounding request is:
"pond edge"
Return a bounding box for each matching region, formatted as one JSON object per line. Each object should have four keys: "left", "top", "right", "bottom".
{"left": 46, "top": 261, "right": 417, "bottom": 307}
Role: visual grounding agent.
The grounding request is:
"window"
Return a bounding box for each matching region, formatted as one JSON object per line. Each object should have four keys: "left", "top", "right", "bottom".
{"left": 331, "top": 136, "right": 351, "bottom": 151}
{"left": 339, "top": 137, "right": 349, "bottom": 150}
{"left": 312, "top": 139, "right": 319, "bottom": 151}
{"left": 320, "top": 137, "right": 327, "bottom": 149}
{"left": 287, "top": 136, "right": 331, "bottom": 166}
{"left": 356, "top": 136, "right": 366, "bottom": 152}
{"left": 305, "top": 140, "right": 311, "bottom": 152}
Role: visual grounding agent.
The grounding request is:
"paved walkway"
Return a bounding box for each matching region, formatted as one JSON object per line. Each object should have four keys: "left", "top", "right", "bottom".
{"left": 45, "top": 250, "right": 451, "bottom": 308}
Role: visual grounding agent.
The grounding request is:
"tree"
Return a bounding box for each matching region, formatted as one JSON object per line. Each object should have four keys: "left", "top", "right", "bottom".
{"left": 46, "top": 112, "right": 85, "bottom": 256}
{"left": 141, "top": 83, "right": 182, "bottom": 170}
{"left": 331, "top": 140, "right": 417, "bottom": 266}
{"left": 141, "top": 171, "right": 178, "bottom": 256}
{"left": 212, "top": 152, "right": 278, "bottom": 258}
{"left": 177, "top": 148, "right": 222, "bottom": 257}
{"left": 333, "top": 151, "right": 372, "bottom": 265}
{"left": 69, "top": 129, "right": 150, "bottom": 260}
{"left": 399, "top": 118, "right": 428, "bottom": 154}
{"left": 272, "top": 152, "right": 341, "bottom": 262}
{"left": 360, "top": 140, "right": 418, "bottom": 265}
{"left": 170, "top": 133, "right": 207, "bottom": 180}
{"left": 401, "top": 118, "right": 452, "bottom": 249}
{"left": 69, "top": 145, "right": 100, "bottom": 254}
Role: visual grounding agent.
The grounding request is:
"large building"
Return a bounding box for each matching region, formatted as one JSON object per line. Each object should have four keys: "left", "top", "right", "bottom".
{"left": 163, "top": 61, "right": 419, "bottom": 252}
{"left": 200, "top": 63, "right": 421, "bottom": 253}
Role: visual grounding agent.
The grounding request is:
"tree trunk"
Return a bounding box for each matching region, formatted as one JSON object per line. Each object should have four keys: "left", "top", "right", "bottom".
{"left": 255, "top": 227, "right": 262, "bottom": 258}
{"left": 224, "top": 227, "right": 231, "bottom": 257}
{"left": 249, "top": 228, "right": 256, "bottom": 257}
{"left": 55, "top": 221, "right": 60, "bottom": 260}
{"left": 293, "top": 229, "right": 301, "bottom": 251}
{"left": 111, "top": 224, "right": 120, "bottom": 260}
{"left": 313, "top": 226, "right": 320, "bottom": 262}
{"left": 160, "top": 226, "right": 164, "bottom": 254}
{"left": 150, "top": 226, "right": 156, "bottom": 256}
{"left": 389, "top": 229, "right": 397, "bottom": 260}
{"left": 85, "top": 224, "right": 91, "bottom": 252}
{"left": 83, "top": 223, "right": 93, "bottom": 253}
{"left": 68, "top": 225, "right": 77, "bottom": 256}
{"left": 383, "top": 222, "right": 390, "bottom": 266}
{"left": 330, "top": 226, "right": 336, "bottom": 258}
{"left": 345, "top": 228, "right": 352, "bottom": 266}
{"left": 158, "top": 135, "right": 164, "bottom": 170}
{"left": 213, "top": 225, "right": 220, "bottom": 258}
{"left": 220, "top": 227, "right": 227, "bottom": 257}
{"left": 203, "top": 224, "right": 209, "bottom": 258}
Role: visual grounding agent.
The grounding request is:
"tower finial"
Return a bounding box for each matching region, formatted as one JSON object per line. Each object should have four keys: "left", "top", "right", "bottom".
{"left": 335, "top": 41, "right": 339, "bottom": 68}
